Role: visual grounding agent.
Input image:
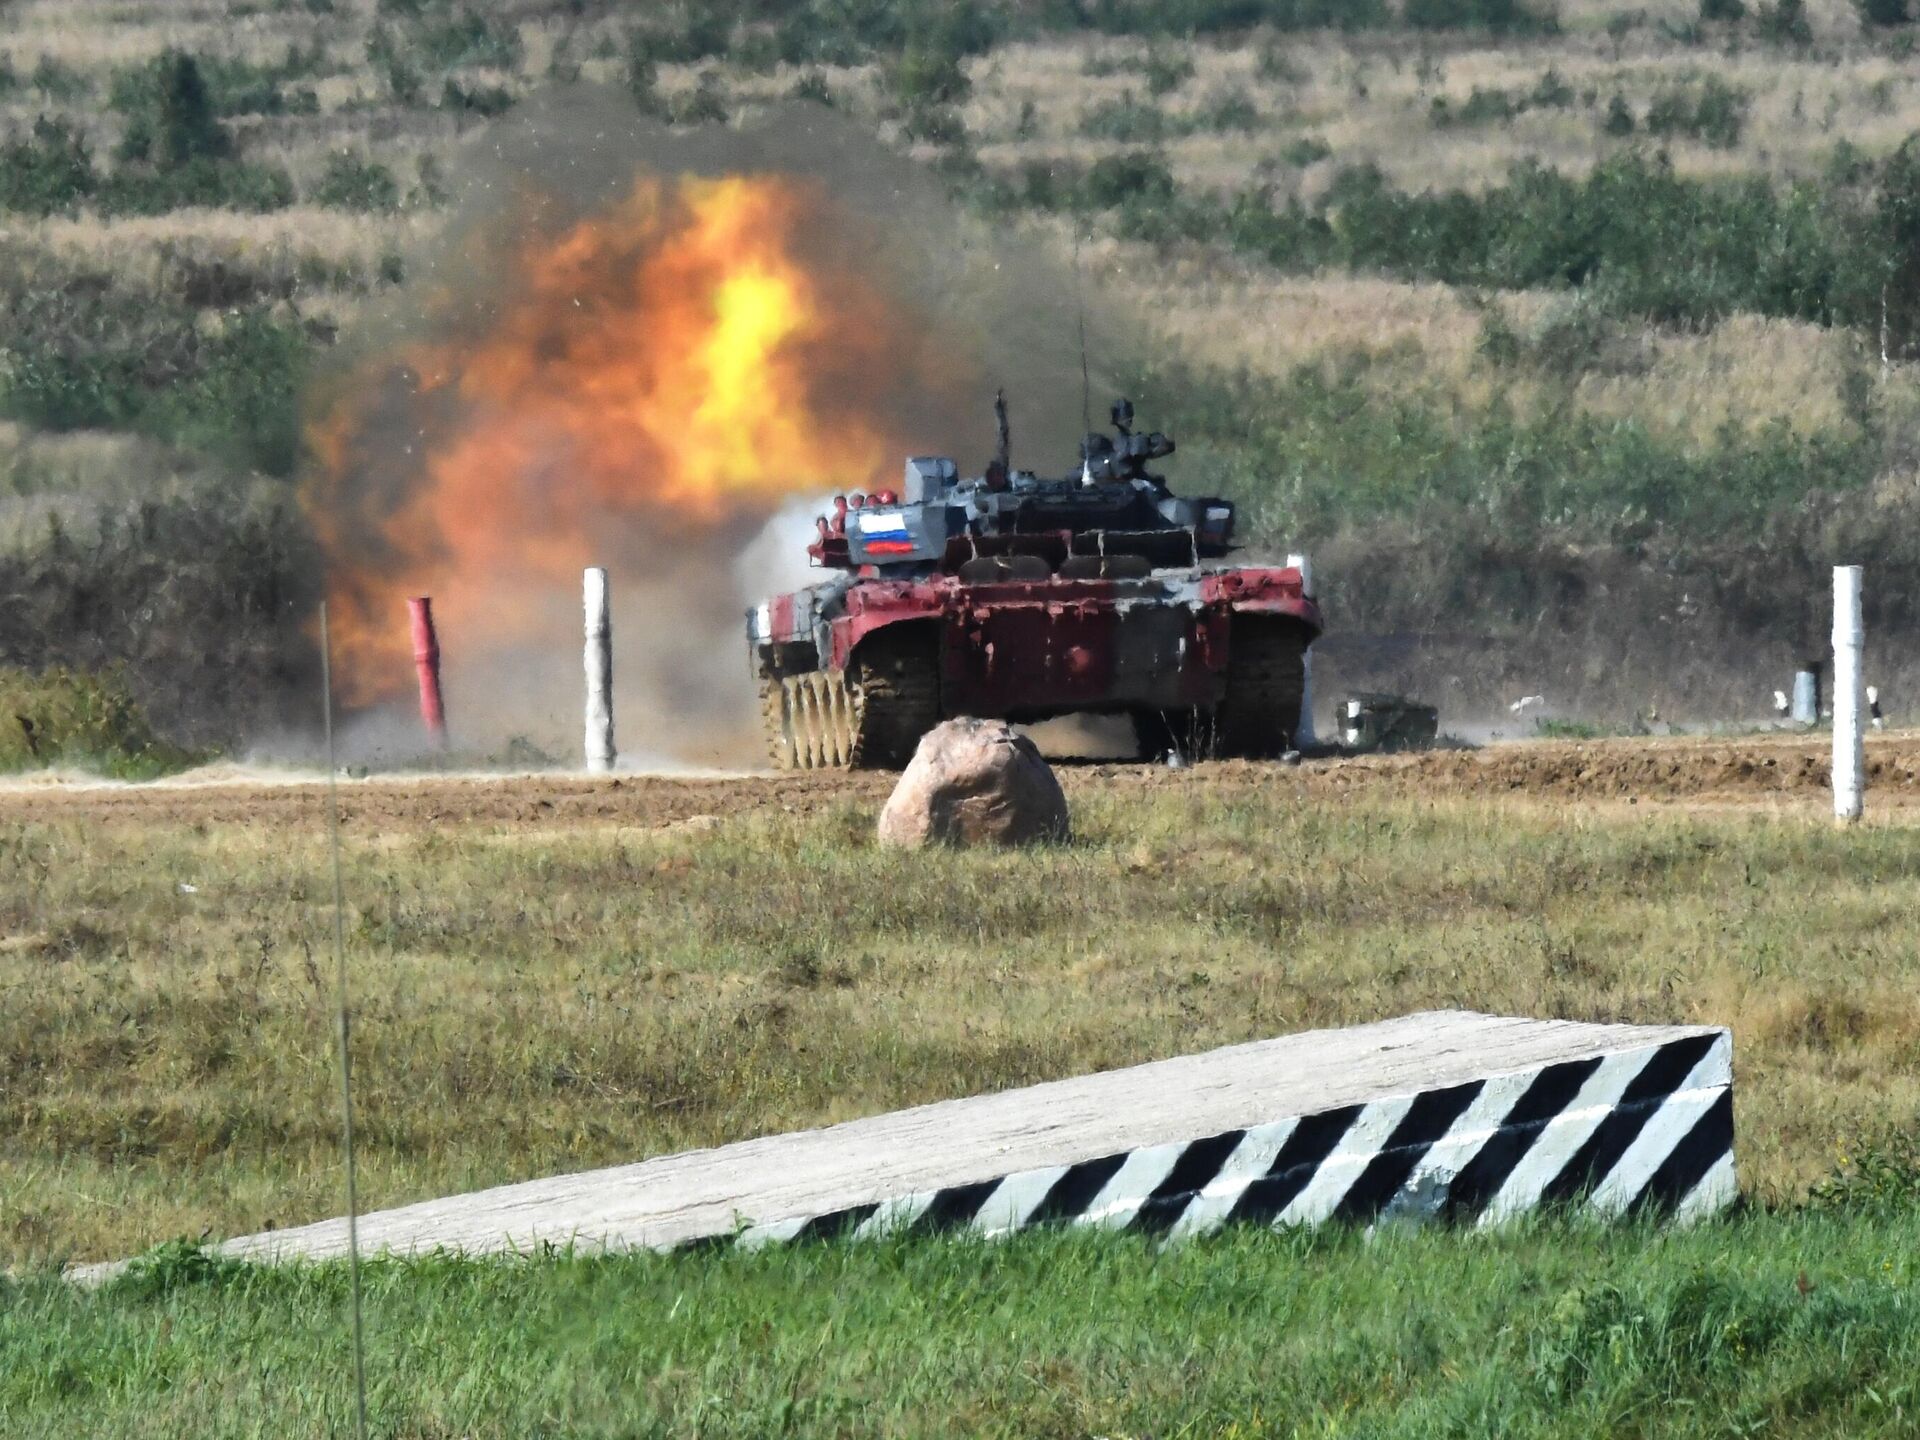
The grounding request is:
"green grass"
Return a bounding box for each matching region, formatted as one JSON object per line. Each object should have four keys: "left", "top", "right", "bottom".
{"left": 8, "top": 784, "right": 1920, "bottom": 1266}
{"left": 7, "top": 1209, "right": 1920, "bottom": 1436}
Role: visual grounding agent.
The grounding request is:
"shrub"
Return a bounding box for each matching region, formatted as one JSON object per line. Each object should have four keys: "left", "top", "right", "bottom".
{"left": 1856, "top": 0, "right": 1911, "bottom": 23}
{"left": 1404, "top": 0, "right": 1556, "bottom": 33}
{"left": 1203, "top": 150, "right": 1886, "bottom": 332}
{"left": 0, "top": 489, "right": 320, "bottom": 749}
{"left": 1198, "top": 88, "right": 1261, "bottom": 131}
{"left": 29, "top": 56, "right": 88, "bottom": 102}
{"left": 1646, "top": 78, "right": 1746, "bottom": 149}
{"left": 311, "top": 150, "right": 401, "bottom": 210}
{"left": 367, "top": 27, "right": 424, "bottom": 104}
{"left": 1431, "top": 87, "right": 1521, "bottom": 127}
{"left": 0, "top": 666, "right": 199, "bottom": 779}
{"left": 1282, "top": 133, "right": 1332, "bottom": 166}
{"left": 1700, "top": 0, "right": 1746, "bottom": 17}
{"left": 1530, "top": 67, "right": 1575, "bottom": 107}
{"left": 1808, "top": 1134, "right": 1920, "bottom": 1214}
{"left": 441, "top": 77, "right": 515, "bottom": 116}
{"left": 790, "top": 71, "right": 835, "bottom": 106}
{"left": 113, "top": 50, "right": 231, "bottom": 168}
{"left": 1603, "top": 93, "right": 1635, "bottom": 135}
{"left": 1430, "top": 70, "right": 1573, "bottom": 128}
{"left": 0, "top": 292, "right": 312, "bottom": 475}
{"left": 412, "top": 10, "right": 523, "bottom": 71}
{"left": 0, "top": 118, "right": 98, "bottom": 216}
{"left": 673, "top": 74, "right": 730, "bottom": 127}
{"left": 887, "top": 44, "right": 971, "bottom": 109}
{"left": 1144, "top": 49, "right": 1193, "bottom": 96}
{"left": 109, "top": 48, "right": 323, "bottom": 122}
{"left": 1756, "top": 0, "right": 1814, "bottom": 41}
{"left": 97, "top": 158, "right": 296, "bottom": 215}
{"left": 1080, "top": 92, "right": 1174, "bottom": 142}
{"left": 627, "top": 4, "right": 732, "bottom": 64}
{"left": 627, "top": 44, "right": 662, "bottom": 116}
{"left": 1080, "top": 149, "right": 1177, "bottom": 209}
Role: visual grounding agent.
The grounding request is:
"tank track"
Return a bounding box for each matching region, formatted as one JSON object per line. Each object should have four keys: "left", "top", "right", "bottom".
{"left": 1213, "top": 617, "right": 1309, "bottom": 760}
{"left": 761, "top": 633, "right": 941, "bottom": 771}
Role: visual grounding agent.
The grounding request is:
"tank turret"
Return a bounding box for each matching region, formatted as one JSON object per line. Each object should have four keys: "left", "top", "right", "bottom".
{"left": 805, "top": 397, "right": 1235, "bottom": 574}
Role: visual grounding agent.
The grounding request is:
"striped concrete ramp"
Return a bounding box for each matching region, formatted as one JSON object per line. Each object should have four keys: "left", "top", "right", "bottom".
{"left": 71, "top": 1010, "right": 1734, "bottom": 1280}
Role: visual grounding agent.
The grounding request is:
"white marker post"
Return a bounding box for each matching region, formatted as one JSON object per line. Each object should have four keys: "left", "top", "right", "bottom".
{"left": 1287, "top": 552, "right": 1316, "bottom": 747}
{"left": 584, "top": 567, "right": 615, "bottom": 775}
{"left": 1833, "top": 565, "right": 1864, "bottom": 824}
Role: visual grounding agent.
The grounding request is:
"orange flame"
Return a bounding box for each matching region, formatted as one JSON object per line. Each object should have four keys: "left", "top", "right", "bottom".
{"left": 305, "top": 173, "right": 958, "bottom": 708}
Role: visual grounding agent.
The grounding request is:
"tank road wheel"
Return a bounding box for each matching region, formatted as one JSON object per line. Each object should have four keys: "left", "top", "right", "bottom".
{"left": 848, "top": 630, "right": 941, "bottom": 771}
{"left": 762, "top": 679, "right": 798, "bottom": 769}
{"left": 762, "top": 671, "right": 864, "bottom": 771}
{"left": 760, "top": 636, "right": 937, "bottom": 772}
{"left": 1215, "top": 617, "right": 1310, "bottom": 760}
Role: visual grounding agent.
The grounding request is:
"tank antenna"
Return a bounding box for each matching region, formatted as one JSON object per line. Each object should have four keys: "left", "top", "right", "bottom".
{"left": 1072, "top": 231, "right": 1090, "bottom": 436}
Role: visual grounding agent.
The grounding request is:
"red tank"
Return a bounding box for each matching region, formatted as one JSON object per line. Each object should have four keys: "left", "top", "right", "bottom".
{"left": 746, "top": 396, "right": 1322, "bottom": 768}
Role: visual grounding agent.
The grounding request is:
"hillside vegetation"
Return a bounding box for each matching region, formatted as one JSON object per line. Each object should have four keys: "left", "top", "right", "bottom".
{"left": 7, "top": 0, "right": 1920, "bottom": 738}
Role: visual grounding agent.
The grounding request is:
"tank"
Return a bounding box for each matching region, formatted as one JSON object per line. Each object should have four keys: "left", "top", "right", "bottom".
{"left": 746, "top": 394, "right": 1323, "bottom": 768}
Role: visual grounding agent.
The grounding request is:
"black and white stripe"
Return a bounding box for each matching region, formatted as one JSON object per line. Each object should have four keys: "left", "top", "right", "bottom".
{"left": 723, "top": 1031, "right": 1734, "bottom": 1252}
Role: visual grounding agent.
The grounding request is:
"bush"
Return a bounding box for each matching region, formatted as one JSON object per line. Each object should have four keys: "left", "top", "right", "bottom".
{"left": 1404, "top": 0, "right": 1556, "bottom": 33}
{"left": 412, "top": 10, "right": 523, "bottom": 71}
{"left": 1282, "top": 133, "right": 1332, "bottom": 166}
{"left": 367, "top": 27, "right": 424, "bottom": 104}
{"left": 1700, "top": 0, "right": 1746, "bottom": 17}
{"left": 1080, "top": 149, "right": 1177, "bottom": 209}
{"left": 1147, "top": 351, "right": 1875, "bottom": 551}
{"left": 789, "top": 71, "right": 834, "bottom": 106}
{"left": 1603, "top": 93, "right": 1635, "bottom": 135}
{"left": 0, "top": 118, "right": 98, "bottom": 216}
{"left": 1808, "top": 1134, "right": 1920, "bottom": 1214}
{"left": 112, "top": 51, "right": 231, "bottom": 168}
{"left": 1756, "top": 0, "right": 1814, "bottom": 41}
{"left": 1144, "top": 48, "right": 1193, "bottom": 95}
{"left": 0, "top": 489, "right": 320, "bottom": 749}
{"left": 1430, "top": 69, "right": 1573, "bottom": 128}
{"left": 311, "top": 150, "right": 401, "bottom": 211}
{"left": 1192, "top": 150, "right": 1888, "bottom": 332}
{"left": 627, "top": 4, "right": 733, "bottom": 64}
{"left": 29, "top": 56, "right": 88, "bottom": 102}
{"left": 1198, "top": 88, "right": 1261, "bottom": 131}
{"left": 97, "top": 158, "right": 296, "bottom": 215}
{"left": 672, "top": 74, "right": 730, "bottom": 127}
{"left": 0, "top": 666, "right": 199, "bottom": 779}
{"left": 887, "top": 44, "right": 971, "bottom": 109}
{"left": 1856, "top": 0, "right": 1911, "bottom": 23}
{"left": 109, "top": 47, "right": 322, "bottom": 123}
{"left": 1646, "top": 77, "right": 1747, "bottom": 149}
{"left": 0, "top": 292, "right": 312, "bottom": 475}
{"left": 1080, "top": 92, "right": 1174, "bottom": 142}
{"left": 441, "top": 77, "right": 515, "bottom": 117}
{"left": 627, "top": 44, "right": 662, "bottom": 116}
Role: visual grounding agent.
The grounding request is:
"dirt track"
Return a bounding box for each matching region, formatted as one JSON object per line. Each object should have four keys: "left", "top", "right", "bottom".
{"left": 3, "top": 729, "right": 1917, "bottom": 830}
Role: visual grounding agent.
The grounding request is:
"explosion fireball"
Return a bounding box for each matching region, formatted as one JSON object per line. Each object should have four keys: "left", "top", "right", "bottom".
{"left": 304, "top": 171, "right": 967, "bottom": 733}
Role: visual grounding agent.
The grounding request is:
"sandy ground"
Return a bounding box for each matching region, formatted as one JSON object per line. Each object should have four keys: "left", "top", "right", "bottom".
{"left": 4, "top": 730, "right": 1916, "bottom": 830}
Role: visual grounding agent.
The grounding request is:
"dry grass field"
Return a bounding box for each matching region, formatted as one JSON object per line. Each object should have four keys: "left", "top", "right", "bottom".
{"left": 8, "top": 0, "right": 1920, "bottom": 469}
{"left": 6, "top": 735, "right": 1920, "bottom": 1270}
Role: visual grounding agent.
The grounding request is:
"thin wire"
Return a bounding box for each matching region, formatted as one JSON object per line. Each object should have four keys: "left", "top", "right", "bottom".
{"left": 1072, "top": 230, "right": 1090, "bottom": 436}
{"left": 320, "top": 601, "right": 370, "bottom": 1440}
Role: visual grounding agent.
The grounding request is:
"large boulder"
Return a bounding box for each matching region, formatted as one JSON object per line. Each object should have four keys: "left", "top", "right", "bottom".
{"left": 877, "top": 717, "right": 1070, "bottom": 848}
